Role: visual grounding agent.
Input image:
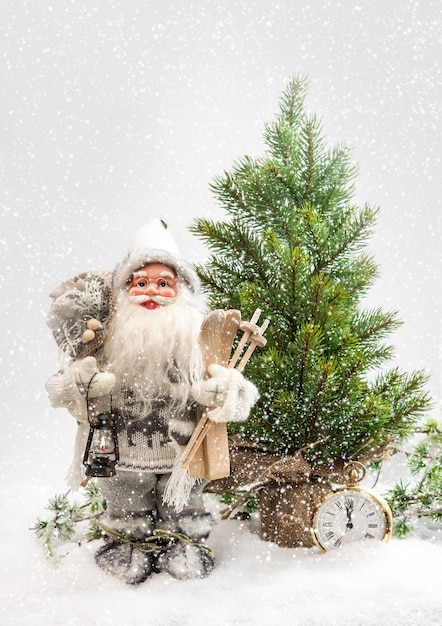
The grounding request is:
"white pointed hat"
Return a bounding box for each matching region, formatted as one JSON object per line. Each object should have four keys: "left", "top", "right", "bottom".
{"left": 113, "top": 219, "right": 200, "bottom": 293}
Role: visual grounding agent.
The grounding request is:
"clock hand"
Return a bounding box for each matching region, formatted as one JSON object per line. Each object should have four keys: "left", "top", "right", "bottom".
{"left": 336, "top": 501, "right": 354, "bottom": 545}
{"left": 345, "top": 500, "right": 353, "bottom": 530}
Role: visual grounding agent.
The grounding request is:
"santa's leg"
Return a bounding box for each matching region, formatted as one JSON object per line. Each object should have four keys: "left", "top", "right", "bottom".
{"left": 154, "top": 473, "right": 215, "bottom": 580}
{"left": 94, "top": 471, "right": 157, "bottom": 584}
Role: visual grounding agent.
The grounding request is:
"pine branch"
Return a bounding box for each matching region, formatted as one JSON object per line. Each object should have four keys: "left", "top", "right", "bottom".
{"left": 312, "top": 205, "right": 378, "bottom": 274}
{"left": 385, "top": 423, "right": 442, "bottom": 537}
{"left": 31, "top": 482, "right": 107, "bottom": 563}
{"left": 315, "top": 145, "right": 358, "bottom": 214}
{"left": 263, "top": 75, "right": 308, "bottom": 161}
{"left": 304, "top": 359, "right": 335, "bottom": 444}
{"left": 300, "top": 118, "right": 318, "bottom": 203}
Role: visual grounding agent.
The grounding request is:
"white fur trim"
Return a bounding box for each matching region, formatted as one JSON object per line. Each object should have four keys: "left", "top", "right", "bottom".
{"left": 160, "top": 544, "right": 210, "bottom": 580}
{"left": 177, "top": 514, "right": 214, "bottom": 539}
{"left": 113, "top": 219, "right": 200, "bottom": 294}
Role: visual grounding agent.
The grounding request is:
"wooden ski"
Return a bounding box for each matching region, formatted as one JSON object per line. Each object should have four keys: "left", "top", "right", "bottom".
{"left": 182, "top": 308, "right": 269, "bottom": 480}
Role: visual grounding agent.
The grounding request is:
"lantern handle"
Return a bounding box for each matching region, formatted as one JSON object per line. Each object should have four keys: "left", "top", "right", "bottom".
{"left": 85, "top": 372, "right": 100, "bottom": 424}
{"left": 85, "top": 372, "right": 115, "bottom": 424}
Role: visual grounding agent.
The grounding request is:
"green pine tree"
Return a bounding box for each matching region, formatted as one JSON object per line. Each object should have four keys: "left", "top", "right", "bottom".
{"left": 191, "top": 76, "right": 431, "bottom": 472}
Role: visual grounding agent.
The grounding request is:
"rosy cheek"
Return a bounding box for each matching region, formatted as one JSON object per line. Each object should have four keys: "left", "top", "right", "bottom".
{"left": 128, "top": 286, "right": 144, "bottom": 296}
{"left": 162, "top": 287, "right": 177, "bottom": 299}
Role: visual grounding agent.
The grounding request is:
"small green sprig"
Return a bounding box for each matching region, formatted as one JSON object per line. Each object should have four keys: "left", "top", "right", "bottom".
{"left": 31, "top": 481, "right": 107, "bottom": 563}
{"left": 216, "top": 489, "right": 259, "bottom": 516}
{"left": 386, "top": 420, "right": 442, "bottom": 538}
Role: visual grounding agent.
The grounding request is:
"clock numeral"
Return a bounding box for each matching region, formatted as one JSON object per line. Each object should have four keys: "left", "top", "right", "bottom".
{"left": 365, "top": 532, "right": 375, "bottom": 539}
{"left": 335, "top": 501, "right": 344, "bottom": 510}
{"left": 368, "top": 523, "right": 378, "bottom": 529}
{"left": 325, "top": 531, "right": 335, "bottom": 540}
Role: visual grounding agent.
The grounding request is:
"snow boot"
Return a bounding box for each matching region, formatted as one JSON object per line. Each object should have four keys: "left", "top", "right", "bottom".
{"left": 95, "top": 513, "right": 155, "bottom": 584}
{"left": 155, "top": 512, "right": 215, "bottom": 580}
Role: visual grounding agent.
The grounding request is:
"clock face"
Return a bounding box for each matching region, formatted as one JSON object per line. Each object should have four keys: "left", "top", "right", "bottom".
{"left": 312, "top": 487, "right": 392, "bottom": 552}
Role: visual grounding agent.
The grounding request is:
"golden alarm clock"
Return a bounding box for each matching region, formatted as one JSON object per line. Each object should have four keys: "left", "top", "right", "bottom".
{"left": 311, "top": 461, "right": 393, "bottom": 552}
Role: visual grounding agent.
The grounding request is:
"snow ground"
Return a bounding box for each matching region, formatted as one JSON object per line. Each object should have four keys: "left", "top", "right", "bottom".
{"left": 3, "top": 478, "right": 442, "bottom": 626}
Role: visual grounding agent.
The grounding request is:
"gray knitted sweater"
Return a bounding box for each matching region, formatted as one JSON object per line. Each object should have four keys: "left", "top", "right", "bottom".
{"left": 46, "top": 367, "right": 197, "bottom": 476}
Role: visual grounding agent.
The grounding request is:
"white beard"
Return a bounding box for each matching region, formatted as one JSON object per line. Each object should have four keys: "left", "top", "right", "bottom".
{"left": 103, "top": 286, "right": 207, "bottom": 413}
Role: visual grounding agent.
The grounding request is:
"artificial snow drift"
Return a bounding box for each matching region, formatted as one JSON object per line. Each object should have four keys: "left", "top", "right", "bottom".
{"left": 3, "top": 475, "right": 442, "bottom": 626}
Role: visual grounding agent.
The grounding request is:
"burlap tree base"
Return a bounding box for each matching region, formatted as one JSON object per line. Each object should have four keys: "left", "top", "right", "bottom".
{"left": 258, "top": 479, "right": 331, "bottom": 548}
{"left": 211, "top": 436, "right": 344, "bottom": 549}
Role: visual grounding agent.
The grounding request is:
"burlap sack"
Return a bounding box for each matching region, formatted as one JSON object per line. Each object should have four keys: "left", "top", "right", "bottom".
{"left": 48, "top": 271, "right": 115, "bottom": 359}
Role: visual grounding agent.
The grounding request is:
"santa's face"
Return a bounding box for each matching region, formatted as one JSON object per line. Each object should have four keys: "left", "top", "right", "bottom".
{"left": 105, "top": 261, "right": 205, "bottom": 405}
{"left": 128, "top": 263, "right": 177, "bottom": 310}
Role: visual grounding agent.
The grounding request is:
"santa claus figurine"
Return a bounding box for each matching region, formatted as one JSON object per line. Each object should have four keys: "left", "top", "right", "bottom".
{"left": 45, "top": 219, "right": 258, "bottom": 584}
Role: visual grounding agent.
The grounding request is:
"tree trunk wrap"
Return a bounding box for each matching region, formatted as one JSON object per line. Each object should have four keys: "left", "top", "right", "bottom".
{"left": 258, "top": 480, "right": 330, "bottom": 547}
{"left": 210, "top": 436, "right": 345, "bottom": 548}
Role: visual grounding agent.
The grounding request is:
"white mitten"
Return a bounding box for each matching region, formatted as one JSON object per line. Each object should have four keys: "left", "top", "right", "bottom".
{"left": 70, "top": 356, "right": 115, "bottom": 399}
{"left": 209, "top": 366, "right": 259, "bottom": 423}
{"left": 191, "top": 363, "right": 259, "bottom": 422}
{"left": 190, "top": 363, "right": 231, "bottom": 408}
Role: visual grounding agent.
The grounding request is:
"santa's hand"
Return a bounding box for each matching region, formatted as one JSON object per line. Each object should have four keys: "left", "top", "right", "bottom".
{"left": 191, "top": 363, "right": 231, "bottom": 408}
{"left": 191, "top": 363, "right": 259, "bottom": 422}
{"left": 70, "top": 356, "right": 115, "bottom": 398}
